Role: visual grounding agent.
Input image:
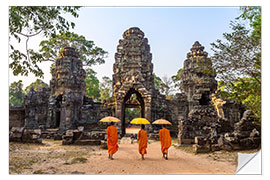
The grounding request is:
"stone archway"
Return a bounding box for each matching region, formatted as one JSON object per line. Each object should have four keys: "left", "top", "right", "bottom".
{"left": 121, "top": 88, "right": 145, "bottom": 135}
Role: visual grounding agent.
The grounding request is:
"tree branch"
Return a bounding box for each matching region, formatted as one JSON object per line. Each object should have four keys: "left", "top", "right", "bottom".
{"left": 16, "top": 29, "right": 43, "bottom": 38}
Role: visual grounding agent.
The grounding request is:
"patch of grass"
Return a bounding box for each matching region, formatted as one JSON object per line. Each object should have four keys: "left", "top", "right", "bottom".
{"left": 70, "top": 157, "right": 88, "bottom": 164}
{"left": 47, "top": 151, "right": 88, "bottom": 160}
{"left": 9, "top": 155, "right": 41, "bottom": 174}
{"left": 33, "top": 169, "right": 45, "bottom": 174}
{"left": 175, "top": 145, "right": 195, "bottom": 154}
{"left": 171, "top": 138, "right": 178, "bottom": 144}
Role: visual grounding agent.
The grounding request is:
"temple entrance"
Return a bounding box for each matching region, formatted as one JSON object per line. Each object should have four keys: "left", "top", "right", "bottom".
{"left": 55, "top": 111, "right": 61, "bottom": 127}
{"left": 54, "top": 95, "right": 62, "bottom": 128}
{"left": 121, "top": 88, "right": 145, "bottom": 136}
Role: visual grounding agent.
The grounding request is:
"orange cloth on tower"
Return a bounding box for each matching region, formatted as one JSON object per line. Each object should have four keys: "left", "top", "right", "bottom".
{"left": 138, "top": 129, "right": 148, "bottom": 155}
{"left": 106, "top": 125, "right": 119, "bottom": 155}
{"left": 158, "top": 127, "right": 172, "bottom": 154}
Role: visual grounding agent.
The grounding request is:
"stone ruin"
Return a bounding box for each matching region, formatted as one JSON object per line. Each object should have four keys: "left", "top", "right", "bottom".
{"left": 177, "top": 41, "right": 260, "bottom": 152}
{"left": 111, "top": 27, "right": 176, "bottom": 136}
{"left": 10, "top": 47, "right": 112, "bottom": 144}
{"left": 9, "top": 28, "right": 260, "bottom": 152}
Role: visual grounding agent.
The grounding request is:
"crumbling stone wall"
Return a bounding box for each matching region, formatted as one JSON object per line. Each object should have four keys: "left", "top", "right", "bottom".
{"left": 223, "top": 100, "right": 246, "bottom": 127}
{"left": 80, "top": 96, "right": 113, "bottom": 130}
{"left": 9, "top": 105, "right": 25, "bottom": 129}
{"left": 24, "top": 87, "right": 50, "bottom": 129}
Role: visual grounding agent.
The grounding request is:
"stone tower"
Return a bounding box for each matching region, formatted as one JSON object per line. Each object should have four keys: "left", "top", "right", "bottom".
{"left": 178, "top": 41, "right": 219, "bottom": 143}
{"left": 47, "top": 47, "right": 86, "bottom": 131}
{"left": 180, "top": 41, "right": 217, "bottom": 110}
{"left": 112, "top": 27, "right": 154, "bottom": 135}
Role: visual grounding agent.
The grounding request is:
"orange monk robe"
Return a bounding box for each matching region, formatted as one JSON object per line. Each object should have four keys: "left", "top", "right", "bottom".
{"left": 158, "top": 127, "right": 172, "bottom": 154}
{"left": 106, "top": 125, "right": 119, "bottom": 155}
{"left": 138, "top": 129, "right": 148, "bottom": 155}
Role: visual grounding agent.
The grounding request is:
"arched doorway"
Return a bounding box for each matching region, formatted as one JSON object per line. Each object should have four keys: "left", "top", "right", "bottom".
{"left": 121, "top": 88, "right": 145, "bottom": 136}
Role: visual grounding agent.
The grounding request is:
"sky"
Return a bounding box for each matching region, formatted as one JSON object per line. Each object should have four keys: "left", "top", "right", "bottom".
{"left": 9, "top": 7, "right": 242, "bottom": 88}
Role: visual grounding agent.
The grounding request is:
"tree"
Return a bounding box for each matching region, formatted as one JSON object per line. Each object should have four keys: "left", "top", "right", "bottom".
{"left": 24, "top": 79, "right": 49, "bottom": 95}
{"left": 125, "top": 108, "right": 140, "bottom": 124}
{"left": 239, "top": 6, "right": 261, "bottom": 40}
{"left": 160, "top": 75, "right": 175, "bottom": 98}
{"left": 9, "top": 80, "right": 25, "bottom": 106}
{"left": 39, "top": 31, "right": 107, "bottom": 68}
{"left": 153, "top": 73, "right": 162, "bottom": 91}
{"left": 99, "top": 76, "right": 113, "bottom": 102}
{"left": 211, "top": 7, "right": 261, "bottom": 120}
{"left": 9, "top": 6, "right": 80, "bottom": 77}
{"left": 171, "top": 68, "right": 183, "bottom": 90}
{"left": 85, "top": 69, "right": 100, "bottom": 101}
{"left": 9, "top": 7, "right": 108, "bottom": 78}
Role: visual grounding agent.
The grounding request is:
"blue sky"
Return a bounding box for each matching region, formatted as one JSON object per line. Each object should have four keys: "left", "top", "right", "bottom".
{"left": 10, "top": 7, "right": 242, "bottom": 87}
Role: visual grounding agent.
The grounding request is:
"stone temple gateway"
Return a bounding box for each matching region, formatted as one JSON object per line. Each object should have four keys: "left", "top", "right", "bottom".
{"left": 112, "top": 27, "right": 155, "bottom": 135}
{"left": 9, "top": 27, "right": 260, "bottom": 152}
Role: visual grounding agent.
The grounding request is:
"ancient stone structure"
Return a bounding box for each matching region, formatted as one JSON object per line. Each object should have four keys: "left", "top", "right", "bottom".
{"left": 9, "top": 105, "right": 25, "bottom": 129}
{"left": 111, "top": 27, "right": 183, "bottom": 136}
{"left": 24, "top": 87, "right": 50, "bottom": 129}
{"left": 9, "top": 28, "right": 260, "bottom": 151}
{"left": 47, "top": 47, "right": 86, "bottom": 131}
{"left": 217, "top": 110, "right": 261, "bottom": 151}
{"left": 10, "top": 47, "right": 112, "bottom": 143}
{"left": 177, "top": 41, "right": 222, "bottom": 144}
{"left": 112, "top": 27, "right": 155, "bottom": 135}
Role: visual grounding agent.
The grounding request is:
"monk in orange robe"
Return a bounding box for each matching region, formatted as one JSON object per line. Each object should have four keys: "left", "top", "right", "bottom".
{"left": 106, "top": 122, "right": 119, "bottom": 160}
{"left": 138, "top": 124, "right": 148, "bottom": 160}
{"left": 158, "top": 125, "right": 172, "bottom": 160}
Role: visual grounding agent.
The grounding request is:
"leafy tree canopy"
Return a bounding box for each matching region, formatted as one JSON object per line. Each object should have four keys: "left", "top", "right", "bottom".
{"left": 212, "top": 7, "right": 261, "bottom": 120}
{"left": 9, "top": 6, "right": 108, "bottom": 78}
{"left": 9, "top": 80, "right": 25, "bottom": 106}
{"left": 39, "top": 31, "right": 107, "bottom": 67}
{"left": 85, "top": 68, "right": 100, "bottom": 101}
{"left": 239, "top": 6, "right": 261, "bottom": 40}
{"left": 24, "top": 79, "right": 49, "bottom": 95}
{"left": 9, "top": 6, "right": 80, "bottom": 77}
{"left": 99, "top": 76, "right": 113, "bottom": 102}
{"left": 171, "top": 68, "right": 183, "bottom": 90}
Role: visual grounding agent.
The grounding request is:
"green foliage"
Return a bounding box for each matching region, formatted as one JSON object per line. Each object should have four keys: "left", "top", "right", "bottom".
{"left": 85, "top": 69, "right": 100, "bottom": 101}
{"left": 24, "top": 79, "right": 49, "bottom": 94}
{"left": 9, "top": 80, "right": 25, "bottom": 106}
{"left": 171, "top": 68, "right": 183, "bottom": 89}
{"left": 153, "top": 73, "right": 162, "bottom": 90}
{"left": 39, "top": 31, "right": 107, "bottom": 67}
{"left": 125, "top": 108, "right": 141, "bottom": 124}
{"left": 211, "top": 22, "right": 261, "bottom": 83}
{"left": 239, "top": 7, "right": 261, "bottom": 40}
{"left": 9, "top": 6, "right": 81, "bottom": 77}
{"left": 218, "top": 78, "right": 261, "bottom": 120}
{"left": 212, "top": 7, "right": 261, "bottom": 120}
{"left": 99, "top": 76, "right": 112, "bottom": 102}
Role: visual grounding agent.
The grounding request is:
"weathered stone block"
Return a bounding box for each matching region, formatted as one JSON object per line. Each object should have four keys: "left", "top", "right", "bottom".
{"left": 22, "top": 129, "right": 42, "bottom": 144}
{"left": 74, "top": 139, "right": 101, "bottom": 146}
{"left": 193, "top": 144, "right": 210, "bottom": 153}
{"left": 195, "top": 136, "right": 206, "bottom": 145}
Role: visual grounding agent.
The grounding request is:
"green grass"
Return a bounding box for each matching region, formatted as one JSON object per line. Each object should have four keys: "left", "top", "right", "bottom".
{"left": 70, "top": 157, "right": 88, "bottom": 164}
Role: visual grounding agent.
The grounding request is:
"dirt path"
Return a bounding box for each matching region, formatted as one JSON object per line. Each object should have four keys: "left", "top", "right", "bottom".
{"left": 9, "top": 139, "right": 237, "bottom": 174}
{"left": 55, "top": 141, "right": 236, "bottom": 174}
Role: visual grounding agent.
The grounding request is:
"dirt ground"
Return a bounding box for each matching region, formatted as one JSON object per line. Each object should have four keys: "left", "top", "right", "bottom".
{"left": 9, "top": 137, "right": 241, "bottom": 175}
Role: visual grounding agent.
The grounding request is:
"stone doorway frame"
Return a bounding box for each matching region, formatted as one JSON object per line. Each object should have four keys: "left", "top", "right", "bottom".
{"left": 115, "top": 83, "right": 152, "bottom": 136}
{"left": 121, "top": 88, "right": 145, "bottom": 135}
